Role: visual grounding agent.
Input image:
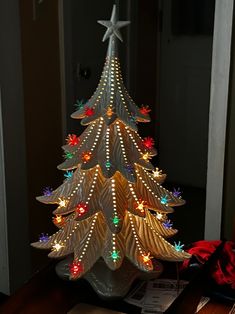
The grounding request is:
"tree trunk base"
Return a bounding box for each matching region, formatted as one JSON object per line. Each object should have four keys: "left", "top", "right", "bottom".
{"left": 55, "top": 257, "right": 163, "bottom": 299}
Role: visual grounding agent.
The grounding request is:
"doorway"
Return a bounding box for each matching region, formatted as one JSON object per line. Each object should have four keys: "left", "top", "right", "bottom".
{"left": 158, "top": 0, "right": 215, "bottom": 242}
{"left": 62, "top": 0, "right": 215, "bottom": 243}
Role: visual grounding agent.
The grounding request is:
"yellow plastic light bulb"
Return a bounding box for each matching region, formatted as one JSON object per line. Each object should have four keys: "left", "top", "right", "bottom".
{"left": 153, "top": 167, "right": 162, "bottom": 177}
{"left": 142, "top": 153, "right": 150, "bottom": 160}
{"left": 142, "top": 252, "right": 151, "bottom": 264}
{"left": 58, "top": 198, "right": 67, "bottom": 208}
{"left": 136, "top": 200, "right": 145, "bottom": 212}
{"left": 52, "top": 241, "right": 64, "bottom": 252}
{"left": 106, "top": 106, "right": 113, "bottom": 117}
{"left": 156, "top": 213, "right": 163, "bottom": 220}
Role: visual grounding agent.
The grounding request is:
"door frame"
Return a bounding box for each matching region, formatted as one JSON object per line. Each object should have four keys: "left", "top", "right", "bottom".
{"left": 125, "top": 0, "right": 234, "bottom": 240}
{"left": 205, "top": 0, "right": 234, "bottom": 240}
{"left": 0, "top": 90, "right": 10, "bottom": 294}
{"left": 56, "top": 0, "right": 235, "bottom": 259}
{"left": 0, "top": 0, "right": 233, "bottom": 295}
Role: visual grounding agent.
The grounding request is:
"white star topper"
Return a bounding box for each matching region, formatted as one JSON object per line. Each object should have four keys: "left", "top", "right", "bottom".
{"left": 98, "top": 5, "right": 130, "bottom": 42}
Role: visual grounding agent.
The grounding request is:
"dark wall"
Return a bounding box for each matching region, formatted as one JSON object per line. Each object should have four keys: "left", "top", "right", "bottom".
{"left": 19, "top": 0, "right": 63, "bottom": 272}
{"left": 0, "top": 1, "right": 30, "bottom": 293}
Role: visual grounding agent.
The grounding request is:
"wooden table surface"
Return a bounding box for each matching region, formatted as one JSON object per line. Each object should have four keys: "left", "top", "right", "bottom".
{"left": 0, "top": 262, "right": 233, "bottom": 314}
{"left": 0, "top": 243, "right": 233, "bottom": 314}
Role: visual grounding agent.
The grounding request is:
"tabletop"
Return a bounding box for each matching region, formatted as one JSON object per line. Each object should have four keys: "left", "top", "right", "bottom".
{"left": 0, "top": 243, "right": 233, "bottom": 314}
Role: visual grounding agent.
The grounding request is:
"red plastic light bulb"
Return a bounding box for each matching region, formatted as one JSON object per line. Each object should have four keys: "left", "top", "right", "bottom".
{"left": 84, "top": 106, "right": 95, "bottom": 117}
{"left": 82, "top": 151, "right": 92, "bottom": 162}
{"left": 66, "top": 134, "right": 80, "bottom": 146}
{"left": 76, "top": 203, "right": 88, "bottom": 216}
{"left": 69, "top": 260, "right": 83, "bottom": 277}
{"left": 139, "top": 106, "right": 151, "bottom": 115}
{"left": 143, "top": 137, "right": 155, "bottom": 149}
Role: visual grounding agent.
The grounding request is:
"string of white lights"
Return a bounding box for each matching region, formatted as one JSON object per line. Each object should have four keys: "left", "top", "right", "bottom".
{"left": 111, "top": 178, "right": 118, "bottom": 219}
{"left": 128, "top": 212, "right": 144, "bottom": 256}
{"left": 143, "top": 167, "right": 177, "bottom": 198}
{"left": 128, "top": 183, "right": 138, "bottom": 202}
{"left": 90, "top": 119, "right": 103, "bottom": 153}
{"left": 116, "top": 121, "right": 129, "bottom": 165}
{"left": 111, "top": 233, "right": 117, "bottom": 262}
{"left": 50, "top": 166, "right": 99, "bottom": 250}
{"left": 125, "top": 126, "right": 143, "bottom": 155}
{"left": 143, "top": 218, "right": 181, "bottom": 251}
{"left": 50, "top": 218, "right": 80, "bottom": 252}
{"left": 85, "top": 166, "right": 99, "bottom": 204}
{"left": 136, "top": 168, "right": 168, "bottom": 206}
{"left": 77, "top": 212, "right": 99, "bottom": 262}
{"left": 105, "top": 127, "right": 110, "bottom": 167}
{"left": 67, "top": 171, "right": 86, "bottom": 200}
{"left": 115, "top": 60, "right": 133, "bottom": 119}
{"left": 72, "top": 121, "right": 98, "bottom": 154}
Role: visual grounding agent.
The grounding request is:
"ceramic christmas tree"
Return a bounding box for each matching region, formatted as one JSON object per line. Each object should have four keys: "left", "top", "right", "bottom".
{"left": 32, "top": 5, "right": 190, "bottom": 298}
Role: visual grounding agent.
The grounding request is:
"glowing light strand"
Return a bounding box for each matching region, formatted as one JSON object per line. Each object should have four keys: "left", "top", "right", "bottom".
{"left": 143, "top": 168, "right": 174, "bottom": 197}
{"left": 116, "top": 122, "right": 130, "bottom": 169}
{"left": 55, "top": 167, "right": 98, "bottom": 235}
{"left": 128, "top": 213, "right": 151, "bottom": 264}
{"left": 90, "top": 119, "right": 103, "bottom": 152}
{"left": 133, "top": 129, "right": 152, "bottom": 150}
{"left": 111, "top": 178, "right": 118, "bottom": 223}
{"left": 105, "top": 127, "right": 110, "bottom": 168}
{"left": 121, "top": 84, "right": 138, "bottom": 120}
{"left": 128, "top": 183, "right": 139, "bottom": 202}
{"left": 144, "top": 168, "right": 182, "bottom": 203}
{"left": 72, "top": 120, "right": 99, "bottom": 155}
{"left": 63, "top": 222, "right": 80, "bottom": 245}
{"left": 109, "top": 59, "right": 115, "bottom": 107}
{"left": 85, "top": 166, "right": 99, "bottom": 204}
{"left": 50, "top": 219, "right": 80, "bottom": 251}
{"left": 67, "top": 171, "right": 86, "bottom": 200}
{"left": 125, "top": 127, "right": 143, "bottom": 154}
{"left": 110, "top": 233, "right": 120, "bottom": 262}
{"left": 46, "top": 216, "right": 79, "bottom": 245}
{"left": 143, "top": 218, "right": 177, "bottom": 249}
{"left": 136, "top": 169, "right": 168, "bottom": 206}
{"left": 116, "top": 63, "right": 133, "bottom": 119}
{"left": 77, "top": 213, "right": 99, "bottom": 262}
